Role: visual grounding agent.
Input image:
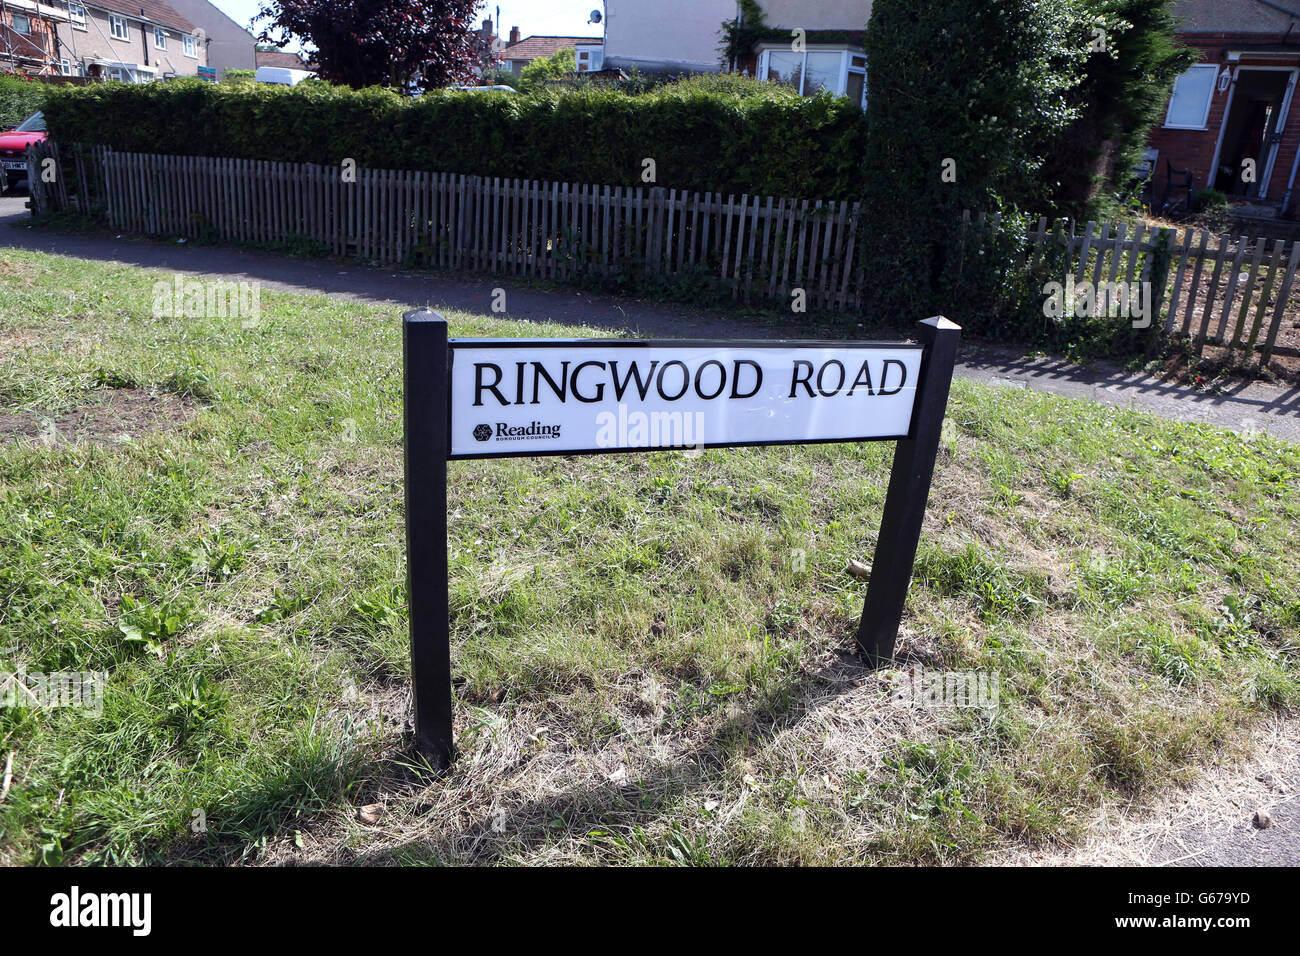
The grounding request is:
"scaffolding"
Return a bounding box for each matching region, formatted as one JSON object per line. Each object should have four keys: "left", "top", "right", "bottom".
{"left": 0, "top": 0, "right": 74, "bottom": 75}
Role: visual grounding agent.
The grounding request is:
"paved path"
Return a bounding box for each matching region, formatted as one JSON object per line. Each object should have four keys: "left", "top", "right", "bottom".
{"left": 3, "top": 195, "right": 1298, "bottom": 441}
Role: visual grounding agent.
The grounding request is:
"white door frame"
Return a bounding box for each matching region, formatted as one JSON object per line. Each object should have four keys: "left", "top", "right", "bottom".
{"left": 1207, "top": 65, "right": 1299, "bottom": 200}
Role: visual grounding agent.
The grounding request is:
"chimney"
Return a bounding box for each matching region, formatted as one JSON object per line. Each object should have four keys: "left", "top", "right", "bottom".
{"left": 509, "top": 26, "right": 521, "bottom": 45}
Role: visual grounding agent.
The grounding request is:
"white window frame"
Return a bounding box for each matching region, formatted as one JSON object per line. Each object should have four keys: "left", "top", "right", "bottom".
{"left": 183, "top": 34, "right": 197, "bottom": 58}
{"left": 756, "top": 46, "right": 867, "bottom": 109}
{"left": 11, "top": 13, "right": 32, "bottom": 35}
{"left": 109, "top": 14, "right": 129, "bottom": 41}
{"left": 574, "top": 44, "right": 603, "bottom": 73}
{"left": 59, "top": 59, "right": 72, "bottom": 76}
{"left": 154, "top": 27, "right": 167, "bottom": 51}
{"left": 1164, "top": 63, "right": 1218, "bottom": 130}
{"left": 69, "top": 3, "right": 87, "bottom": 28}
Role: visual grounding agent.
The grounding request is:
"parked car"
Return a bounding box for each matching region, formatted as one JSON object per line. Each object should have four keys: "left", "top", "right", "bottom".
{"left": 0, "top": 111, "right": 47, "bottom": 193}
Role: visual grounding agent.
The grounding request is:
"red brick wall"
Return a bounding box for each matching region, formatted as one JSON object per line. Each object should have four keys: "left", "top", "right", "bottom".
{"left": 1148, "top": 34, "right": 1300, "bottom": 216}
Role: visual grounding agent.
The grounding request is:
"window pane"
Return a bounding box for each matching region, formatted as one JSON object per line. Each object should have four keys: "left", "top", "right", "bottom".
{"left": 846, "top": 71, "right": 865, "bottom": 109}
{"left": 804, "top": 52, "right": 841, "bottom": 95}
{"left": 1167, "top": 66, "right": 1215, "bottom": 128}
{"left": 766, "top": 50, "right": 803, "bottom": 90}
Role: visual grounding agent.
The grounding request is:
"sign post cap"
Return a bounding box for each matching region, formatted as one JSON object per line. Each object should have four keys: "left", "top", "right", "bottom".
{"left": 919, "top": 315, "right": 961, "bottom": 332}
{"left": 404, "top": 309, "right": 448, "bottom": 325}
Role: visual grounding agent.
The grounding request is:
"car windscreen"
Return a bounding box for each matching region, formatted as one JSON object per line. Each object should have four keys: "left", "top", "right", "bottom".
{"left": 15, "top": 112, "right": 45, "bottom": 133}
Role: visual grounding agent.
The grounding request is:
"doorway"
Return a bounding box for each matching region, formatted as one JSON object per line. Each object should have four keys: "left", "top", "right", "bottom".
{"left": 1214, "top": 68, "right": 1297, "bottom": 199}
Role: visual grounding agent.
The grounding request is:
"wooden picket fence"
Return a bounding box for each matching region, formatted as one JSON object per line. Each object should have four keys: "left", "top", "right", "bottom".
{"left": 23, "top": 142, "right": 1300, "bottom": 363}
{"left": 30, "top": 142, "right": 868, "bottom": 312}
{"left": 1020, "top": 217, "right": 1300, "bottom": 364}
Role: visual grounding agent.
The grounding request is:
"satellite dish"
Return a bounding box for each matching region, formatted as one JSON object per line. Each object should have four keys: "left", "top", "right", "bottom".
{"left": 588, "top": 10, "right": 602, "bottom": 24}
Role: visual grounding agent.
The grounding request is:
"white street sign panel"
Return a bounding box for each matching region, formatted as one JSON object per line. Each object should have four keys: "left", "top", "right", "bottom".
{"left": 448, "top": 341, "right": 923, "bottom": 458}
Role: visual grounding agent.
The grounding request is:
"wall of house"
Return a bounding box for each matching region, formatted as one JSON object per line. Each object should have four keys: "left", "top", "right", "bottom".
{"left": 603, "top": 0, "right": 734, "bottom": 74}
{"left": 164, "top": 0, "right": 255, "bottom": 78}
{"left": 752, "top": 0, "right": 873, "bottom": 31}
{"left": 56, "top": 8, "right": 206, "bottom": 79}
{"left": 1148, "top": 34, "right": 1300, "bottom": 216}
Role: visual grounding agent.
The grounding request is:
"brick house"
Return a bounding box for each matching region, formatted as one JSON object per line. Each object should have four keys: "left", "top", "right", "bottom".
{"left": 1149, "top": 0, "right": 1300, "bottom": 218}
{"left": 500, "top": 31, "right": 602, "bottom": 78}
{"left": 0, "top": 2, "right": 72, "bottom": 75}
{"left": 55, "top": 0, "right": 207, "bottom": 81}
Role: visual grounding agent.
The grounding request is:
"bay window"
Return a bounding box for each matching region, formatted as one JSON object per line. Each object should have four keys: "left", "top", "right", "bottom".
{"left": 757, "top": 47, "right": 867, "bottom": 109}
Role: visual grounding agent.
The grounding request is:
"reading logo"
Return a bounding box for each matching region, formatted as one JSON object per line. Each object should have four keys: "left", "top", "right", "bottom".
{"left": 473, "top": 424, "right": 492, "bottom": 442}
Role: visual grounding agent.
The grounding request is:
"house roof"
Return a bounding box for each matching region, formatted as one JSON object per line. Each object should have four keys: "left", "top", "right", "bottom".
{"left": 1173, "top": 0, "right": 1299, "bottom": 34}
{"left": 501, "top": 35, "right": 601, "bottom": 62}
{"left": 256, "top": 50, "right": 308, "bottom": 70}
{"left": 89, "top": 0, "right": 195, "bottom": 34}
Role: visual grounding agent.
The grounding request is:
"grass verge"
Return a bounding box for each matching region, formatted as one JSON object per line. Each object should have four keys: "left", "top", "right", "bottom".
{"left": 1, "top": 248, "right": 1297, "bottom": 865}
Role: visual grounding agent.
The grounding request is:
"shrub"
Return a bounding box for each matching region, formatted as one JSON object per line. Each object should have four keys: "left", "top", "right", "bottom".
{"left": 42, "top": 75, "right": 869, "bottom": 199}
{"left": 858, "top": 0, "right": 1088, "bottom": 330}
{"left": 1041, "top": 0, "right": 1196, "bottom": 220}
{"left": 519, "top": 48, "right": 575, "bottom": 92}
{"left": 1192, "top": 187, "right": 1230, "bottom": 230}
{"left": 0, "top": 73, "right": 47, "bottom": 128}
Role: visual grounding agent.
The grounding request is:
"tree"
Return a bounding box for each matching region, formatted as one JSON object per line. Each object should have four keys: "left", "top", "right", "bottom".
{"left": 255, "top": 0, "right": 488, "bottom": 91}
{"left": 858, "top": 0, "right": 1088, "bottom": 326}
{"left": 519, "top": 48, "right": 576, "bottom": 92}
{"left": 1041, "top": 0, "right": 1195, "bottom": 217}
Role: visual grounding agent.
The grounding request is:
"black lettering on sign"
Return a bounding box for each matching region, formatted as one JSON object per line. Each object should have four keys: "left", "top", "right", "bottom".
{"left": 530, "top": 361, "right": 570, "bottom": 405}
{"left": 474, "top": 363, "right": 508, "bottom": 407}
{"left": 879, "top": 359, "right": 908, "bottom": 396}
{"left": 817, "top": 360, "right": 846, "bottom": 397}
{"left": 731, "top": 360, "right": 762, "bottom": 399}
{"left": 790, "top": 360, "right": 815, "bottom": 398}
{"left": 695, "top": 360, "right": 727, "bottom": 400}
{"left": 848, "top": 360, "right": 874, "bottom": 396}
{"left": 571, "top": 361, "right": 607, "bottom": 403}
{"left": 610, "top": 360, "right": 658, "bottom": 401}
{"left": 656, "top": 360, "right": 690, "bottom": 401}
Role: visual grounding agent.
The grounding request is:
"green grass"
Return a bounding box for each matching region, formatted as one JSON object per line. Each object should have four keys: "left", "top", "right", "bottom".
{"left": 1, "top": 248, "right": 1298, "bottom": 866}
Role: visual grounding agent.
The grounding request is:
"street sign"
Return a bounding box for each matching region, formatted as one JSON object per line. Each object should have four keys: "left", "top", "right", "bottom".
{"left": 404, "top": 311, "right": 961, "bottom": 767}
{"left": 448, "top": 341, "right": 922, "bottom": 458}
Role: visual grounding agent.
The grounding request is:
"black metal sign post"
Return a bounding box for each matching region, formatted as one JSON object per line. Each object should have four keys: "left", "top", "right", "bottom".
{"left": 402, "top": 309, "right": 960, "bottom": 768}
{"left": 403, "top": 312, "right": 454, "bottom": 767}
{"left": 856, "top": 316, "right": 962, "bottom": 665}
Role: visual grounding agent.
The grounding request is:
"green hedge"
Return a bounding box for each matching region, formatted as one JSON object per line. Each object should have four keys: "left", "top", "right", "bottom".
{"left": 43, "top": 75, "right": 870, "bottom": 199}
{"left": 0, "top": 74, "right": 47, "bottom": 128}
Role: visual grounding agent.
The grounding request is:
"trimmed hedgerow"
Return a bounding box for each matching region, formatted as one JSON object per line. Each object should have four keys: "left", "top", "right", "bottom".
{"left": 42, "top": 75, "right": 870, "bottom": 200}
{"left": 0, "top": 74, "right": 48, "bottom": 128}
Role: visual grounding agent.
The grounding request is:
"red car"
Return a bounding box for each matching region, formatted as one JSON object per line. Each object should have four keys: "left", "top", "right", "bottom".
{"left": 0, "top": 111, "right": 47, "bottom": 193}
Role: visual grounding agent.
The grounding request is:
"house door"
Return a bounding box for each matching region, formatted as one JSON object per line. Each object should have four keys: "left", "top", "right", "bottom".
{"left": 1214, "top": 68, "right": 1298, "bottom": 199}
